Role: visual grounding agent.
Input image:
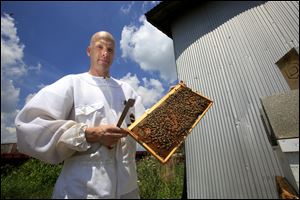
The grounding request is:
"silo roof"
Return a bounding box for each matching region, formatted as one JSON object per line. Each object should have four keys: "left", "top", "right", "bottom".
{"left": 145, "top": 1, "right": 205, "bottom": 38}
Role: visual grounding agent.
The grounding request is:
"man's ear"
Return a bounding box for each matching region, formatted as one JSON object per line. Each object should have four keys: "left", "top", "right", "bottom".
{"left": 87, "top": 47, "right": 91, "bottom": 57}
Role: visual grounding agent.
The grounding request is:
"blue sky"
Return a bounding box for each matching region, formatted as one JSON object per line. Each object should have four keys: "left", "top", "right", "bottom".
{"left": 1, "top": 1, "right": 178, "bottom": 144}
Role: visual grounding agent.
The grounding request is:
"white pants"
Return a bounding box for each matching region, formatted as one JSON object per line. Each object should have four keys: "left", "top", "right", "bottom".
{"left": 52, "top": 188, "right": 140, "bottom": 199}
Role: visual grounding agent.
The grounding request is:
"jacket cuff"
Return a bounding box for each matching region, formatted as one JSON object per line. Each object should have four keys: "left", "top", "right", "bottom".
{"left": 58, "top": 123, "right": 91, "bottom": 152}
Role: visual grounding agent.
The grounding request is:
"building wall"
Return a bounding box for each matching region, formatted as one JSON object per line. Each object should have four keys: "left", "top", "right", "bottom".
{"left": 172, "top": 1, "right": 299, "bottom": 198}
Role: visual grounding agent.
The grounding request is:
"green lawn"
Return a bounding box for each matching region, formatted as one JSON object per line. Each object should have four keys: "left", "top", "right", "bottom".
{"left": 1, "top": 156, "right": 184, "bottom": 199}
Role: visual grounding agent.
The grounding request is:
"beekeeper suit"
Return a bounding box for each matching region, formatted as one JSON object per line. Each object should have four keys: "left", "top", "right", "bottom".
{"left": 15, "top": 31, "right": 145, "bottom": 199}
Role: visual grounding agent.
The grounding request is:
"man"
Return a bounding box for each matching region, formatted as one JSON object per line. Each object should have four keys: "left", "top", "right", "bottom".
{"left": 15, "top": 31, "right": 145, "bottom": 199}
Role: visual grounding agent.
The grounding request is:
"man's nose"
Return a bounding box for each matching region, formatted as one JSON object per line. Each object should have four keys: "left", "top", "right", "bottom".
{"left": 102, "top": 49, "right": 109, "bottom": 57}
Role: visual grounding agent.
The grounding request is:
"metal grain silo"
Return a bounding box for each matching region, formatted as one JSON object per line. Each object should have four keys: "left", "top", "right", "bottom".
{"left": 146, "top": 1, "right": 299, "bottom": 198}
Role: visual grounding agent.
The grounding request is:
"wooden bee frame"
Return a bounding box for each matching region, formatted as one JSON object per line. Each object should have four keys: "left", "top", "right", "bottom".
{"left": 127, "top": 82, "right": 213, "bottom": 164}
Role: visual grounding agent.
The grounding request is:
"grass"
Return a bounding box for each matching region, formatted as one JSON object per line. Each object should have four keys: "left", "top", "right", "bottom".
{"left": 137, "top": 156, "right": 184, "bottom": 199}
{"left": 1, "top": 156, "right": 184, "bottom": 199}
{"left": 1, "top": 159, "right": 62, "bottom": 199}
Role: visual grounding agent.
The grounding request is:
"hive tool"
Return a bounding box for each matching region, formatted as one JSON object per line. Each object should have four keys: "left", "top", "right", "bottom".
{"left": 116, "top": 98, "right": 136, "bottom": 127}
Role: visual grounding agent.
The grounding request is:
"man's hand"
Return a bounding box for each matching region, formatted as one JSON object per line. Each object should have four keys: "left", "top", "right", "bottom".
{"left": 85, "top": 125, "right": 128, "bottom": 148}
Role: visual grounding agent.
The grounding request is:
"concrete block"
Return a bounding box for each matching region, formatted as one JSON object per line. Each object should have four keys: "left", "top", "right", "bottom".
{"left": 261, "top": 89, "right": 299, "bottom": 139}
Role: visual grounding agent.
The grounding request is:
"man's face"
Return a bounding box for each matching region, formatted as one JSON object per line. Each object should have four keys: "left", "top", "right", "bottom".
{"left": 88, "top": 38, "right": 115, "bottom": 71}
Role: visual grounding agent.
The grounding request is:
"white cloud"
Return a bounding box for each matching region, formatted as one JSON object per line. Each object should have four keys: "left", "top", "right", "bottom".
{"left": 141, "top": 1, "right": 160, "bottom": 13}
{"left": 25, "top": 93, "right": 37, "bottom": 105}
{"left": 143, "top": 1, "right": 160, "bottom": 8}
{"left": 37, "top": 83, "right": 47, "bottom": 89}
{"left": 151, "top": 1, "right": 160, "bottom": 5}
{"left": 1, "top": 78, "right": 20, "bottom": 113}
{"left": 120, "top": 2, "right": 135, "bottom": 15}
{"left": 120, "top": 73, "right": 164, "bottom": 108}
{"left": 120, "top": 15, "right": 177, "bottom": 83}
{"left": 1, "top": 13, "right": 27, "bottom": 77}
{"left": 1, "top": 111, "right": 18, "bottom": 143}
{"left": 1, "top": 13, "right": 28, "bottom": 144}
{"left": 28, "top": 62, "right": 42, "bottom": 72}
{"left": 1, "top": 13, "right": 42, "bottom": 77}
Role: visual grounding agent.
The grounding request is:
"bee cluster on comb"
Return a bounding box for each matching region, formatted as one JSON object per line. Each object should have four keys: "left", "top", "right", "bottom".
{"left": 128, "top": 82, "right": 213, "bottom": 164}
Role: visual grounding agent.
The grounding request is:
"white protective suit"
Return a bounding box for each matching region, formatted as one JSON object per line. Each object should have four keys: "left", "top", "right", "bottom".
{"left": 15, "top": 72, "right": 145, "bottom": 199}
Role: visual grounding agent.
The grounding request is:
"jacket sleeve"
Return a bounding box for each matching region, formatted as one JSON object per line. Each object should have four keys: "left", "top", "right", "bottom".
{"left": 15, "top": 75, "right": 91, "bottom": 164}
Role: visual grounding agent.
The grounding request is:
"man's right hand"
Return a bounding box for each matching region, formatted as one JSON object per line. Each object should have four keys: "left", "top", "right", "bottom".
{"left": 84, "top": 125, "right": 128, "bottom": 148}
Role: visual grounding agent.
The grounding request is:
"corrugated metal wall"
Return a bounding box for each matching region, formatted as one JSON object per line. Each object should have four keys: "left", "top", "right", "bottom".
{"left": 172, "top": 1, "right": 299, "bottom": 198}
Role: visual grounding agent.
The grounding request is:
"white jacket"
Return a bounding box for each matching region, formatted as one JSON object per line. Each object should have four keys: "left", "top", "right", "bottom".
{"left": 15, "top": 72, "right": 145, "bottom": 198}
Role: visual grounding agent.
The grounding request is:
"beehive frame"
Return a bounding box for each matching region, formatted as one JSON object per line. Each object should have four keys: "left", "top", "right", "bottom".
{"left": 127, "top": 82, "right": 213, "bottom": 164}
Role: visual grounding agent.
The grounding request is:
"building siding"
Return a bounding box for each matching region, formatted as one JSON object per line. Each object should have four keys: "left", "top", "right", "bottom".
{"left": 172, "top": 1, "right": 298, "bottom": 198}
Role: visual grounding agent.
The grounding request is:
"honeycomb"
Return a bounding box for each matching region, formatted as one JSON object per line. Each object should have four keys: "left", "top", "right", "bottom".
{"left": 128, "top": 82, "right": 213, "bottom": 164}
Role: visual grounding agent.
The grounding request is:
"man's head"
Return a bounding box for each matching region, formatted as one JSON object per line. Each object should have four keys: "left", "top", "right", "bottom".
{"left": 87, "top": 31, "right": 115, "bottom": 77}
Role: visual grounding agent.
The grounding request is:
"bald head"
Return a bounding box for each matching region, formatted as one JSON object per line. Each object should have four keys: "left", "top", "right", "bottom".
{"left": 87, "top": 31, "right": 116, "bottom": 77}
{"left": 89, "top": 31, "right": 115, "bottom": 46}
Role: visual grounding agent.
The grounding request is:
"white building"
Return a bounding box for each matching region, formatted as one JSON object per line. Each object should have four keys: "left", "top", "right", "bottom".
{"left": 146, "top": 1, "right": 299, "bottom": 198}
